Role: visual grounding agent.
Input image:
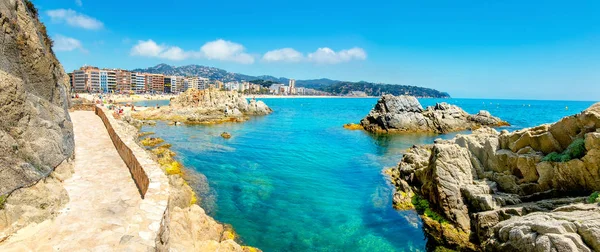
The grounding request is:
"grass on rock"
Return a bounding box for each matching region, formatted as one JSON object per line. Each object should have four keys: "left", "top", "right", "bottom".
{"left": 542, "top": 138, "right": 586, "bottom": 162}
{"left": 0, "top": 194, "right": 6, "bottom": 210}
{"left": 412, "top": 195, "right": 448, "bottom": 224}
{"left": 588, "top": 191, "right": 600, "bottom": 204}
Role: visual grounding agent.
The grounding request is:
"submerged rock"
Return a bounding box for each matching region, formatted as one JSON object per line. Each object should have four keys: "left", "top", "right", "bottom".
{"left": 387, "top": 102, "right": 600, "bottom": 251}
{"left": 360, "top": 95, "right": 508, "bottom": 134}
{"left": 221, "top": 132, "right": 232, "bottom": 139}
{"left": 343, "top": 123, "right": 364, "bottom": 130}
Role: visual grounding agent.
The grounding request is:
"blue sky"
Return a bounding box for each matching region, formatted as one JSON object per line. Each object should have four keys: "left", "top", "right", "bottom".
{"left": 35, "top": 0, "right": 599, "bottom": 100}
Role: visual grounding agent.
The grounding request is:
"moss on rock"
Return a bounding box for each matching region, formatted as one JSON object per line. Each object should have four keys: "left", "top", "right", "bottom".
{"left": 140, "top": 137, "right": 164, "bottom": 147}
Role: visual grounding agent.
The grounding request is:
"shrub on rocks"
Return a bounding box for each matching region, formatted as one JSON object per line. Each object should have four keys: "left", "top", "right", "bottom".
{"left": 541, "top": 138, "right": 586, "bottom": 162}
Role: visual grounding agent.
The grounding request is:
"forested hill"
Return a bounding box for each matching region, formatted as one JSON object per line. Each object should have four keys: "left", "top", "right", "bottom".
{"left": 318, "top": 81, "right": 450, "bottom": 98}
{"left": 132, "top": 64, "right": 450, "bottom": 97}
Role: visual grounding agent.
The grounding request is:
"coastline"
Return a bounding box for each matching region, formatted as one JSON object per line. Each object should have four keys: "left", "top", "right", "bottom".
{"left": 117, "top": 111, "right": 260, "bottom": 251}
{"left": 243, "top": 95, "right": 378, "bottom": 99}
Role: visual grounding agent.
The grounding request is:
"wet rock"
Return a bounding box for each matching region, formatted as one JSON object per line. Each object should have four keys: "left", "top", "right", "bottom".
{"left": 221, "top": 132, "right": 232, "bottom": 139}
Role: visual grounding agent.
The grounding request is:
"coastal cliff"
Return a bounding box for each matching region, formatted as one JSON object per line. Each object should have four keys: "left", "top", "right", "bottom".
{"left": 133, "top": 88, "right": 272, "bottom": 124}
{"left": 0, "top": 0, "right": 74, "bottom": 238}
{"left": 358, "top": 95, "right": 508, "bottom": 134}
{"left": 387, "top": 102, "right": 600, "bottom": 251}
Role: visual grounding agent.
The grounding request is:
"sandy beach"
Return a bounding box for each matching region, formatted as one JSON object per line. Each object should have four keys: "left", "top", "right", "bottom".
{"left": 244, "top": 95, "right": 378, "bottom": 99}
{"left": 78, "top": 93, "right": 177, "bottom": 103}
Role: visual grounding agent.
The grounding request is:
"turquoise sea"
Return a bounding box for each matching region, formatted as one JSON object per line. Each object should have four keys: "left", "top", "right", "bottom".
{"left": 139, "top": 98, "right": 595, "bottom": 251}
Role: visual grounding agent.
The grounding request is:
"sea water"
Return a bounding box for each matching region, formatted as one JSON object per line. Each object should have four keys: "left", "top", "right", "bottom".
{"left": 140, "top": 98, "right": 595, "bottom": 252}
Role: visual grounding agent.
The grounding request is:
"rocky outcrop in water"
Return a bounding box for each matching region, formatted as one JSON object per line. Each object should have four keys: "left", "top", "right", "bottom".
{"left": 0, "top": 0, "right": 74, "bottom": 238}
{"left": 387, "top": 103, "right": 600, "bottom": 251}
{"left": 360, "top": 95, "right": 508, "bottom": 134}
{"left": 133, "top": 88, "right": 272, "bottom": 124}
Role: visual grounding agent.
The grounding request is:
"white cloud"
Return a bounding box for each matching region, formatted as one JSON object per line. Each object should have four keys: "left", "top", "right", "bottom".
{"left": 262, "top": 48, "right": 304, "bottom": 62}
{"left": 53, "top": 34, "right": 86, "bottom": 52}
{"left": 130, "top": 39, "right": 255, "bottom": 64}
{"left": 75, "top": 0, "right": 83, "bottom": 7}
{"left": 46, "top": 9, "right": 103, "bottom": 30}
{"left": 130, "top": 40, "right": 165, "bottom": 57}
{"left": 200, "top": 39, "right": 254, "bottom": 64}
{"left": 307, "top": 47, "right": 367, "bottom": 64}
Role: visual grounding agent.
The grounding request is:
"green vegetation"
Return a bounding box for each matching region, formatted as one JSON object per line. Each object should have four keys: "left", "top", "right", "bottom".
{"left": 588, "top": 191, "right": 600, "bottom": 204}
{"left": 412, "top": 195, "right": 448, "bottom": 224}
{"left": 24, "top": 0, "right": 38, "bottom": 18}
{"left": 318, "top": 81, "right": 450, "bottom": 98}
{"left": 542, "top": 138, "right": 586, "bottom": 162}
{"left": 434, "top": 247, "right": 457, "bottom": 252}
{"left": 0, "top": 194, "right": 7, "bottom": 210}
{"left": 249, "top": 79, "right": 278, "bottom": 88}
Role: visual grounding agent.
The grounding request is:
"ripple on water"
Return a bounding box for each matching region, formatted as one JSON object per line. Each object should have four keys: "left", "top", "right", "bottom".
{"left": 140, "top": 98, "right": 595, "bottom": 252}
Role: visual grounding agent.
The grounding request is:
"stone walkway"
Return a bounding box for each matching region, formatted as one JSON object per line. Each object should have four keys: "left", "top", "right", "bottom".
{"left": 0, "top": 111, "right": 168, "bottom": 251}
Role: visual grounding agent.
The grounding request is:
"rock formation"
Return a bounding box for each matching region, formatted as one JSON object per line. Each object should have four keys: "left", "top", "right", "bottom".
{"left": 387, "top": 103, "right": 600, "bottom": 251}
{"left": 360, "top": 95, "right": 508, "bottom": 134}
{"left": 0, "top": 0, "right": 74, "bottom": 238}
{"left": 110, "top": 116, "right": 259, "bottom": 251}
{"left": 133, "top": 88, "right": 272, "bottom": 124}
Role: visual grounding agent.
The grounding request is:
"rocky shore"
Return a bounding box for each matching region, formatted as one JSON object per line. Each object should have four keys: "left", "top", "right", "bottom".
{"left": 387, "top": 102, "right": 600, "bottom": 251}
{"left": 132, "top": 88, "right": 272, "bottom": 124}
{"left": 357, "top": 95, "right": 508, "bottom": 134}
{"left": 117, "top": 114, "right": 260, "bottom": 251}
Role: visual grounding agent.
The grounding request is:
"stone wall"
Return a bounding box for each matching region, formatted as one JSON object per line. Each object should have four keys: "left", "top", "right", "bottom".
{"left": 95, "top": 106, "right": 149, "bottom": 198}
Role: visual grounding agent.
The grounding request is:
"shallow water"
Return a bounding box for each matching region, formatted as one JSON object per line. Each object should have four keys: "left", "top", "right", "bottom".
{"left": 140, "top": 98, "right": 595, "bottom": 251}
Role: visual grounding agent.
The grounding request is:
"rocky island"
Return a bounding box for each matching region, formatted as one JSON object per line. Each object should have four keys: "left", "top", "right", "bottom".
{"left": 132, "top": 88, "right": 272, "bottom": 124}
{"left": 387, "top": 102, "right": 600, "bottom": 251}
{"left": 356, "top": 95, "right": 508, "bottom": 134}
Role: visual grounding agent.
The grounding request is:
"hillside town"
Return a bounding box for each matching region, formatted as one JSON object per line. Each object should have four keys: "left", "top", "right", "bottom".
{"left": 68, "top": 65, "right": 328, "bottom": 96}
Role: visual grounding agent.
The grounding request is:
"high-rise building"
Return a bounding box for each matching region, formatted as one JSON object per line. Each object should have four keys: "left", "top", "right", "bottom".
{"left": 151, "top": 74, "right": 164, "bottom": 93}
{"left": 72, "top": 70, "right": 86, "bottom": 92}
{"left": 134, "top": 73, "right": 146, "bottom": 93}
{"left": 115, "top": 69, "right": 131, "bottom": 93}
{"left": 164, "top": 76, "right": 172, "bottom": 93}
{"left": 99, "top": 70, "right": 108, "bottom": 93}
{"left": 89, "top": 69, "right": 100, "bottom": 92}
{"left": 169, "top": 76, "right": 184, "bottom": 93}
{"left": 107, "top": 70, "right": 116, "bottom": 92}
{"left": 289, "top": 79, "right": 296, "bottom": 95}
{"left": 145, "top": 74, "right": 153, "bottom": 92}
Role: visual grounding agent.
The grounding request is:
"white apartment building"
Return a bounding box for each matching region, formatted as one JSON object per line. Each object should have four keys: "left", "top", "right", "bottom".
{"left": 135, "top": 73, "right": 146, "bottom": 92}
{"left": 187, "top": 77, "right": 209, "bottom": 90}
{"left": 89, "top": 70, "right": 100, "bottom": 92}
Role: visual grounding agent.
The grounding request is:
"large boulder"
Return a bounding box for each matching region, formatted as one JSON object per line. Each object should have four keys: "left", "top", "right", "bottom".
{"left": 360, "top": 95, "right": 508, "bottom": 134}
{"left": 388, "top": 103, "right": 600, "bottom": 251}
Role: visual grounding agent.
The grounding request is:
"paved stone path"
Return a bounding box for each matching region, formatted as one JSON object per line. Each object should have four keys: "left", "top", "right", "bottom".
{"left": 0, "top": 111, "right": 168, "bottom": 251}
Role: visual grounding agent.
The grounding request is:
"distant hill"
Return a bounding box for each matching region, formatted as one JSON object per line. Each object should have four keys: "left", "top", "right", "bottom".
{"left": 319, "top": 81, "right": 450, "bottom": 98}
{"left": 132, "top": 64, "right": 450, "bottom": 98}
